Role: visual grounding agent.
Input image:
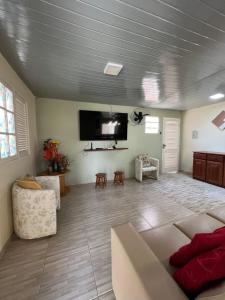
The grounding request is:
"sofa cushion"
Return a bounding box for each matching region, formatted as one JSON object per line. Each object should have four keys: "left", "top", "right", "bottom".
{"left": 207, "top": 206, "right": 225, "bottom": 224}
{"left": 141, "top": 225, "right": 190, "bottom": 274}
{"left": 174, "top": 244, "right": 225, "bottom": 297}
{"left": 142, "top": 166, "right": 157, "bottom": 172}
{"left": 174, "top": 214, "right": 224, "bottom": 239}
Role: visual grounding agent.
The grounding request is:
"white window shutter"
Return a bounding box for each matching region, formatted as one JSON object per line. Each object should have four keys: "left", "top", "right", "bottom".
{"left": 15, "top": 98, "right": 30, "bottom": 156}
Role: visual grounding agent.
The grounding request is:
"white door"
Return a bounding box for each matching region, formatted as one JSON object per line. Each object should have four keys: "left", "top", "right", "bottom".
{"left": 162, "top": 118, "right": 180, "bottom": 173}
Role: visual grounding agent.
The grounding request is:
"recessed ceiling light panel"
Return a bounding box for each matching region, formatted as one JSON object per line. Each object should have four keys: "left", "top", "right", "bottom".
{"left": 104, "top": 62, "right": 123, "bottom": 76}
{"left": 209, "top": 93, "right": 225, "bottom": 100}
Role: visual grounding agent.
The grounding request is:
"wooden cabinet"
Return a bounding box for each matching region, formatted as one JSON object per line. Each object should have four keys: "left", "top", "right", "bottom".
{"left": 193, "top": 152, "right": 225, "bottom": 187}
{"left": 206, "top": 161, "right": 223, "bottom": 186}
{"left": 223, "top": 162, "right": 225, "bottom": 187}
{"left": 193, "top": 159, "right": 206, "bottom": 181}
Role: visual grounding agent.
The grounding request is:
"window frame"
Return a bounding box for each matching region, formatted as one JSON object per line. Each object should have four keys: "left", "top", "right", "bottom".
{"left": 0, "top": 80, "right": 18, "bottom": 163}
{"left": 145, "top": 115, "right": 160, "bottom": 134}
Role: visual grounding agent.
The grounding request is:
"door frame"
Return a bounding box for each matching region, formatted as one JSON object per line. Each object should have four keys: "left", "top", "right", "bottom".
{"left": 162, "top": 117, "right": 181, "bottom": 174}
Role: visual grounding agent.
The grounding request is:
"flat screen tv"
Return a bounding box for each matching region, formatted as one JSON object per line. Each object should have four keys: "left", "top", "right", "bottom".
{"left": 79, "top": 110, "right": 128, "bottom": 141}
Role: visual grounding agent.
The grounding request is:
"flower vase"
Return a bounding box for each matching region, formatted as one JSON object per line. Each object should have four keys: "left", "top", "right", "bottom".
{"left": 47, "top": 164, "right": 53, "bottom": 174}
{"left": 52, "top": 160, "right": 58, "bottom": 172}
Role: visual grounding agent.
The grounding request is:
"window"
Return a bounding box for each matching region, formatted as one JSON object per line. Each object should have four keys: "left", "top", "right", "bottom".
{"left": 145, "top": 116, "right": 160, "bottom": 134}
{"left": 0, "top": 82, "right": 17, "bottom": 159}
{"left": 15, "top": 98, "right": 30, "bottom": 157}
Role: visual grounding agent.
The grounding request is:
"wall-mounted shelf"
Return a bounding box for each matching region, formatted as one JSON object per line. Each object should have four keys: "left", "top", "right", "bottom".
{"left": 84, "top": 147, "right": 128, "bottom": 152}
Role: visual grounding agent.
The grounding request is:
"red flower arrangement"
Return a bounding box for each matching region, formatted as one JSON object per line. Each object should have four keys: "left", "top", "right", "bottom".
{"left": 43, "top": 139, "right": 60, "bottom": 161}
{"left": 43, "top": 139, "right": 70, "bottom": 173}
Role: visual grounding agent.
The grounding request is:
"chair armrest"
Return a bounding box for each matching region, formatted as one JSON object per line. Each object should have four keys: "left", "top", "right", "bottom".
{"left": 149, "top": 157, "right": 159, "bottom": 168}
{"left": 135, "top": 159, "right": 143, "bottom": 181}
{"left": 135, "top": 158, "right": 143, "bottom": 169}
{"left": 35, "top": 176, "right": 60, "bottom": 209}
{"left": 111, "top": 223, "right": 187, "bottom": 300}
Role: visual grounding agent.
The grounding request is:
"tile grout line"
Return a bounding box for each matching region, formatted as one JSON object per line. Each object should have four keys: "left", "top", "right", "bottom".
{"left": 88, "top": 234, "right": 113, "bottom": 299}
{"left": 87, "top": 228, "right": 99, "bottom": 299}
{"left": 36, "top": 237, "right": 52, "bottom": 297}
{"left": 97, "top": 288, "right": 114, "bottom": 298}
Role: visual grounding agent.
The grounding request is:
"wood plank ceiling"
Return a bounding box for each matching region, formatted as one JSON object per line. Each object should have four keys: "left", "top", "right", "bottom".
{"left": 1, "top": 0, "right": 225, "bottom": 109}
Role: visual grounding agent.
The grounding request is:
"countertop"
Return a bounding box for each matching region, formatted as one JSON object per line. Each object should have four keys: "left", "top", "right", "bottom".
{"left": 194, "top": 151, "right": 225, "bottom": 155}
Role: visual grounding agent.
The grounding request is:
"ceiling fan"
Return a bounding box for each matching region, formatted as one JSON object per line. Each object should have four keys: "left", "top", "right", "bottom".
{"left": 130, "top": 111, "right": 149, "bottom": 125}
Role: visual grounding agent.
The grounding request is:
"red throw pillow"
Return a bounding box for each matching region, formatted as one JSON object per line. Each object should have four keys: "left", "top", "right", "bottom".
{"left": 214, "top": 226, "right": 225, "bottom": 234}
{"left": 173, "top": 244, "right": 225, "bottom": 296}
{"left": 170, "top": 227, "right": 225, "bottom": 267}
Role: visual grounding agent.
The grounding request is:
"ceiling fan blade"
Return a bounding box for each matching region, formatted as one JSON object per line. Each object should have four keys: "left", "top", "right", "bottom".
{"left": 134, "top": 112, "right": 139, "bottom": 117}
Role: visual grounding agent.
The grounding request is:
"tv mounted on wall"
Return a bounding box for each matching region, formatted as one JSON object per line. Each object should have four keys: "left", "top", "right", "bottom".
{"left": 79, "top": 110, "right": 128, "bottom": 141}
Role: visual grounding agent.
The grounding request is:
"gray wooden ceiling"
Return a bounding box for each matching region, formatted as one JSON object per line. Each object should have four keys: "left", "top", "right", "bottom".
{"left": 1, "top": 0, "right": 225, "bottom": 110}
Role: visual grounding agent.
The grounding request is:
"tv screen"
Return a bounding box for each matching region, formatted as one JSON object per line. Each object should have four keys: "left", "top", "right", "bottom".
{"left": 79, "top": 110, "right": 128, "bottom": 141}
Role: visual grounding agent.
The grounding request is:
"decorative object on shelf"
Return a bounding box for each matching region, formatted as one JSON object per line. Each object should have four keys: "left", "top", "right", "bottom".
{"left": 43, "top": 138, "right": 70, "bottom": 173}
{"left": 212, "top": 111, "right": 225, "bottom": 130}
{"left": 114, "top": 171, "right": 124, "bottom": 185}
{"left": 113, "top": 139, "right": 117, "bottom": 149}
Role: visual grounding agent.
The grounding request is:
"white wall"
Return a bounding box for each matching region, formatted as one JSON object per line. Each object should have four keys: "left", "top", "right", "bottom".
{"left": 37, "top": 98, "right": 181, "bottom": 185}
{"left": 0, "top": 53, "right": 38, "bottom": 252}
{"left": 181, "top": 101, "right": 225, "bottom": 173}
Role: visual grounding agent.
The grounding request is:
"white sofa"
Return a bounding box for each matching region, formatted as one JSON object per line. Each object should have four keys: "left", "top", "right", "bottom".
{"left": 12, "top": 176, "right": 60, "bottom": 239}
{"left": 135, "top": 154, "right": 159, "bottom": 182}
{"left": 112, "top": 206, "right": 225, "bottom": 300}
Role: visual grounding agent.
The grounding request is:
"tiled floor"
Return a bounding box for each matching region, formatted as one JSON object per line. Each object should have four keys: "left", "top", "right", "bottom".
{"left": 1, "top": 173, "right": 225, "bottom": 300}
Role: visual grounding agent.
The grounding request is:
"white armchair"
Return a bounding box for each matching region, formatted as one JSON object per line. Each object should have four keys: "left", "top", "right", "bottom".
{"left": 12, "top": 176, "right": 60, "bottom": 239}
{"left": 135, "top": 153, "right": 159, "bottom": 182}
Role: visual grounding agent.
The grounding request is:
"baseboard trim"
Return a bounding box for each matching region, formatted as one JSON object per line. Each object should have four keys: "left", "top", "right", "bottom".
{"left": 0, "top": 234, "right": 12, "bottom": 260}
{"left": 181, "top": 170, "right": 192, "bottom": 176}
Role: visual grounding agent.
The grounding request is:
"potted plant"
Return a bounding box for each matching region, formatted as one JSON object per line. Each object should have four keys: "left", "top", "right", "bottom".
{"left": 43, "top": 139, "right": 70, "bottom": 173}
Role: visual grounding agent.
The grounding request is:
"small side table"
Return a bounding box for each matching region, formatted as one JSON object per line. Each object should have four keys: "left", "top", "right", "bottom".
{"left": 39, "top": 170, "right": 70, "bottom": 197}
{"left": 114, "top": 171, "right": 124, "bottom": 185}
{"left": 96, "top": 173, "right": 107, "bottom": 188}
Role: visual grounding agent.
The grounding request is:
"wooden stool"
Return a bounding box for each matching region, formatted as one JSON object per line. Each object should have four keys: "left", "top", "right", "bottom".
{"left": 114, "top": 171, "right": 124, "bottom": 185}
{"left": 95, "top": 173, "right": 107, "bottom": 188}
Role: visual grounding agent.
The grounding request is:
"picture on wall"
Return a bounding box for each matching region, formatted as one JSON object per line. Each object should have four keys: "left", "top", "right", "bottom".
{"left": 212, "top": 111, "right": 225, "bottom": 130}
